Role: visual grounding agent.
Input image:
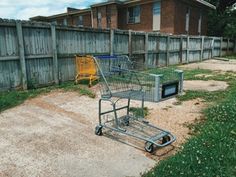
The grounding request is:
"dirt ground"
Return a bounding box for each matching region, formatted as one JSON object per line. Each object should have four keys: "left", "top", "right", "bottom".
{"left": 1, "top": 58, "right": 232, "bottom": 177}
{"left": 184, "top": 80, "right": 228, "bottom": 92}
{"left": 180, "top": 59, "right": 236, "bottom": 72}
{"left": 0, "top": 89, "right": 206, "bottom": 177}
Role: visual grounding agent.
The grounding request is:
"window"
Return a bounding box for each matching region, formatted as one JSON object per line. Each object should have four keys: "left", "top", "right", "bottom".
{"left": 97, "top": 11, "right": 102, "bottom": 28}
{"left": 185, "top": 8, "right": 190, "bottom": 33}
{"left": 198, "top": 11, "right": 202, "bottom": 35}
{"left": 153, "top": 1, "right": 161, "bottom": 15}
{"left": 52, "top": 20, "right": 57, "bottom": 25}
{"left": 127, "top": 5, "right": 140, "bottom": 24}
{"left": 153, "top": 1, "right": 161, "bottom": 31}
{"left": 106, "top": 7, "right": 111, "bottom": 28}
{"left": 77, "top": 16, "right": 83, "bottom": 27}
{"left": 63, "top": 18, "right": 67, "bottom": 26}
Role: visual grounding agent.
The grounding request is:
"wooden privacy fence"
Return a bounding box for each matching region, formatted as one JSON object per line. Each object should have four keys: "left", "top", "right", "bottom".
{"left": 0, "top": 19, "right": 235, "bottom": 91}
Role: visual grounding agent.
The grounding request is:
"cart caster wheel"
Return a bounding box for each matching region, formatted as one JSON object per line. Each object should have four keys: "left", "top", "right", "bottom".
{"left": 95, "top": 126, "right": 103, "bottom": 136}
{"left": 145, "top": 142, "right": 154, "bottom": 153}
{"left": 162, "top": 135, "right": 171, "bottom": 144}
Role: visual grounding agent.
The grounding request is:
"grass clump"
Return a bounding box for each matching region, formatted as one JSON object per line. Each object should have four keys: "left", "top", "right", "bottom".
{"left": 0, "top": 82, "right": 95, "bottom": 112}
{"left": 129, "top": 107, "right": 149, "bottom": 117}
{"left": 225, "top": 54, "right": 236, "bottom": 60}
{"left": 143, "top": 69, "right": 236, "bottom": 177}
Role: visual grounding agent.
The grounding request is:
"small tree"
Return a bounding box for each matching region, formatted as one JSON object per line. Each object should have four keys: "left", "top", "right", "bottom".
{"left": 206, "top": 0, "right": 236, "bottom": 37}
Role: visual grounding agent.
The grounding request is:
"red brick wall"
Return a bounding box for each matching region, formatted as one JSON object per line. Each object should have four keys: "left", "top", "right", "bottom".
{"left": 118, "top": 1, "right": 153, "bottom": 32}
{"left": 174, "top": 1, "right": 186, "bottom": 34}
{"left": 42, "top": 0, "right": 209, "bottom": 35}
{"left": 92, "top": 4, "right": 118, "bottom": 29}
{"left": 92, "top": 8, "right": 97, "bottom": 28}
{"left": 161, "top": 0, "right": 175, "bottom": 34}
{"left": 174, "top": 0, "right": 208, "bottom": 35}
{"left": 109, "top": 4, "right": 118, "bottom": 29}
{"left": 71, "top": 13, "right": 92, "bottom": 27}
{"left": 83, "top": 13, "right": 92, "bottom": 27}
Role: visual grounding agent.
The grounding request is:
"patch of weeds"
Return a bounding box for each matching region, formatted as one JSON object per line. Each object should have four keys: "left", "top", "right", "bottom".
{"left": 129, "top": 107, "right": 149, "bottom": 117}
{"left": 0, "top": 82, "right": 95, "bottom": 112}
{"left": 0, "top": 89, "right": 47, "bottom": 112}
{"left": 177, "top": 90, "right": 227, "bottom": 103}
{"left": 57, "top": 82, "right": 96, "bottom": 98}
{"left": 143, "top": 71, "right": 236, "bottom": 177}
{"left": 148, "top": 66, "right": 180, "bottom": 82}
{"left": 224, "top": 54, "right": 236, "bottom": 60}
{"left": 182, "top": 68, "right": 214, "bottom": 81}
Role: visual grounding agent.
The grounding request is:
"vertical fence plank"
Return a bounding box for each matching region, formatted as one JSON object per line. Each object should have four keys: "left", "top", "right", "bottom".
{"left": 51, "top": 25, "right": 59, "bottom": 84}
{"left": 179, "top": 36, "right": 183, "bottom": 64}
{"left": 110, "top": 29, "right": 114, "bottom": 56}
{"left": 220, "top": 37, "right": 223, "bottom": 57}
{"left": 211, "top": 37, "right": 215, "bottom": 58}
{"left": 16, "top": 21, "right": 27, "bottom": 90}
{"left": 145, "top": 33, "right": 148, "bottom": 66}
{"left": 186, "top": 36, "right": 190, "bottom": 63}
{"left": 166, "top": 36, "right": 170, "bottom": 66}
{"left": 128, "top": 30, "right": 132, "bottom": 57}
{"left": 200, "top": 36, "right": 204, "bottom": 61}
{"left": 227, "top": 38, "right": 230, "bottom": 55}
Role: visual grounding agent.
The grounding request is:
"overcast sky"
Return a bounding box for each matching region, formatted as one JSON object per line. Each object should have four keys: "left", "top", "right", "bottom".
{"left": 0, "top": 0, "right": 103, "bottom": 20}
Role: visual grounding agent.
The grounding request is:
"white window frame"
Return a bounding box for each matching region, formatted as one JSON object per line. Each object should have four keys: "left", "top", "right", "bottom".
{"left": 97, "top": 11, "right": 102, "bottom": 28}
{"left": 77, "top": 15, "right": 83, "bottom": 27}
{"left": 185, "top": 8, "right": 190, "bottom": 33}
{"left": 127, "top": 5, "right": 141, "bottom": 24}
{"left": 63, "top": 18, "right": 67, "bottom": 26}
{"left": 153, "top": 1, "right": 161, "bottom": 31}
{"left": 198, "top": 10, "right": 202, "bottom": 35}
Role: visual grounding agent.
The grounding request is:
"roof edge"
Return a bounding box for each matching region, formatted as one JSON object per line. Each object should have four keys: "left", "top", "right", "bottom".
{"left": 195, "top": 0, "right": 216, "bottom": 9}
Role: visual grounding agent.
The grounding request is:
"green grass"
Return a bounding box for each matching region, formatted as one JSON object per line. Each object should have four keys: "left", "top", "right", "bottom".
{"left": 129, "top": 107, "right": 149, "bottom": 117}
{"left": 143, "top": 68, "right": 236, "bottom": 177}
{"left": 0, "top": 82, "right": 95, "bottom": 112}
{"left": 225, "top": 54, "right": 236, "bottom": 60}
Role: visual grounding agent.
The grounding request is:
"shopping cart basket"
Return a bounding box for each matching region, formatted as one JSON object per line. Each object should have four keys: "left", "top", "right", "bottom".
{"left": 93, "top": 55, "right": 183, "bottom": 153}
{"left": 75, "top": 55, "right": 98, "bottom": 87}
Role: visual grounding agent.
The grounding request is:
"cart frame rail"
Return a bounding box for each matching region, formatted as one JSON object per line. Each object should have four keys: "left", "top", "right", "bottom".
{"left": 93, "top": 55, "right": 181, "bottom": 153}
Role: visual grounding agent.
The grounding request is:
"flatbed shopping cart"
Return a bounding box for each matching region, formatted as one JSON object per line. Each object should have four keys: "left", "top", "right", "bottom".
{"left": 93, "top": 55, "right": 183, "bottom": 153}
{"left": 75, "top": 55, "right": 98, "bottom": 87}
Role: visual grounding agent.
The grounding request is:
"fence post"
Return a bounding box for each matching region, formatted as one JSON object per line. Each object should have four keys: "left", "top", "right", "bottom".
{"left": 110, "top": 29, "right": 114, "bottom": 56}
{"left": 16, "top": 21, "right": 27, "bottom": 90}
{"left": 145, "top": 33, "right": 149, "bottom": 67}
{"left": 186, "top": 36, "right": 190, "bottom": 63}
{"left": 150, "top": 74, "right": 163, "bottom": 102}
{"left": 200, "top": 36, "right": 204, "bottom": 61}
{"left": 220, "top": 37, "right": 223, "bottom": 57}
{"left": 227, "top": 38, "right": 230, "bottom": 55}
{"left": 179, "top": 36, "right": 183, "bottom": 64}
{"left": 51, "top": 24, "right": 59, "bottom": 84}
{"left": 211, "top": 37, "right": 215, "bottom": 58}
{"left": 166, "top": 36, "right": 170, "bottom": 66}
{"left": 128, "top": 30, "right": 132, "bottom": 57}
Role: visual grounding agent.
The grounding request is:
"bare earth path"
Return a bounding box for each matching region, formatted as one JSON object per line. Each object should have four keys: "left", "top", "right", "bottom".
{"left": 0, "top": 90, "right": 206, "bottom": 177}
{"left": 180, "top": 59, "right": 236, "bottom": 72}
{"left": 1, "top": 59, "right": 232, "bottom": 177}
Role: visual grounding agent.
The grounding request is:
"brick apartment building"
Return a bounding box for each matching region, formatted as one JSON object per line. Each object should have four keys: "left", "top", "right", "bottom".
{"left": 30, "top": 0, "right": 215, "bottom": 35}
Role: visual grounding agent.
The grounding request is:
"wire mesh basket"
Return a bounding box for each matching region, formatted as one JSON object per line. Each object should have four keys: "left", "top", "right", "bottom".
{"left": 94, "top": 55, "right": 183, "bottom": 102}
